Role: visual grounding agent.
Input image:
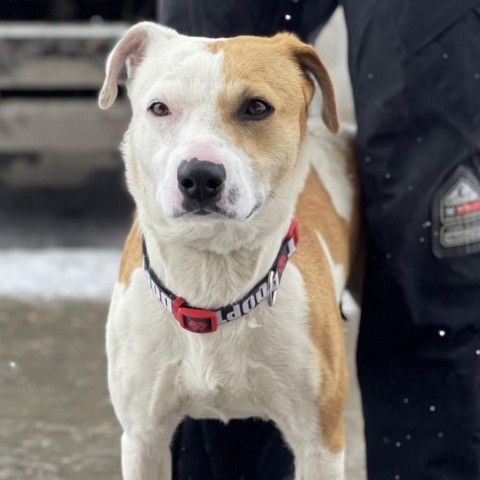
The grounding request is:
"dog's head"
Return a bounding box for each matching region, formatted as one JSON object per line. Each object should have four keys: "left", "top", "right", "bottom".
{"left": 100, "top": 23, "right": 337, "bottom": 247}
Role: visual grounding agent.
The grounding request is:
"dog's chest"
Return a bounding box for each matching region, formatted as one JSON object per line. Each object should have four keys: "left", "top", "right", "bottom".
{"left": 180, "top": 343, "right": 245, "bottom": 393}
{"left": 177, "top": 338, "right": 265, "bottom": 419}
{"left": 109, "top": 260, "right": 319, "bottom": 427}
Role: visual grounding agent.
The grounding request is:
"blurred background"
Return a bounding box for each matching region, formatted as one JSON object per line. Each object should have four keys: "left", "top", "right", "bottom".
{"left": 0, "top": 3, "right": 364, "bottom": 479}
{"left": 1, "top": 3, "right": 147, "bottom": 479}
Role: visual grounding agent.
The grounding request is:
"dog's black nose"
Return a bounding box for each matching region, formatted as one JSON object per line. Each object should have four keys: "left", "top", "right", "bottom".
{"left": 177, "top": 158, "right": 226, "bottom": 202}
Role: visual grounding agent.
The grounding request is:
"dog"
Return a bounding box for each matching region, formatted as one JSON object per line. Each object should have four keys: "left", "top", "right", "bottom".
{"left": 99, "top": 21, "right": 360, "bottom": 480}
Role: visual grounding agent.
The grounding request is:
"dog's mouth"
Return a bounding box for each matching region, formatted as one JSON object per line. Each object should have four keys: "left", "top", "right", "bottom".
{"left": 191, "top": 207, "right": 235, "bottom": 219}
{"left": 172, "top": 202, "right": 261, "bottom": 221}
{"left": 173, "top": 206, "right": 235, "bottom": 220}
{"left": 193, "top": 209, "right": 211, "bottom": 216}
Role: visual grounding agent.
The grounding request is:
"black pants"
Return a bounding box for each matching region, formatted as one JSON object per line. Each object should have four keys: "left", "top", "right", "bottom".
{"left": 159, "top": 0, "right": 480, "bottom": 478}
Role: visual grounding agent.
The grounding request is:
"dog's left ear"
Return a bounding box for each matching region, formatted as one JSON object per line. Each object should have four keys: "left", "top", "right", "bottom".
{"left": 278, "top": 34, "right": 339, "bottom": 134}
{"left": 99, "top": 22, "right": 178, "bottom": 109}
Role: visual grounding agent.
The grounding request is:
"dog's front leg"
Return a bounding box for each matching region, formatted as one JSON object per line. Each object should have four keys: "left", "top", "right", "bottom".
{"left": 121, "top": 425, "right": 176, "bottom": 480}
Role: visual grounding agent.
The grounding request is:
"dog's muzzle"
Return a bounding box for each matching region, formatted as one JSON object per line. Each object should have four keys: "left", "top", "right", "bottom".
{"left": 177, "top": 158, "right": 226, "bottom": 215}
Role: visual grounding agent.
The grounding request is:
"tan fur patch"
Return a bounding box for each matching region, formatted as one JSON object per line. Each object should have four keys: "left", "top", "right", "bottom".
{"left": 209, "top": 35, "right": 317, "bottom": 192}
{"left": 293, "top": 169, "right": 352, "bottom": 453}
{"left": 118, "top": 220, "right": 142, "bottom": 287}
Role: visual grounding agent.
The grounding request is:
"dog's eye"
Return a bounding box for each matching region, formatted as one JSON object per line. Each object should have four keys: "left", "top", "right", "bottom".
{"left": 240, "top": 99, "right": 273, "bottom": 121}
{"left": 149, "top": 102, "right": 170, "bottom": 117}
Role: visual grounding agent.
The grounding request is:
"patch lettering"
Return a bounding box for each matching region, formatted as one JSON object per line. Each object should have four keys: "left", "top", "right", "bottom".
{"left": 432, "top": 164, "right": 480, "bottom": 258}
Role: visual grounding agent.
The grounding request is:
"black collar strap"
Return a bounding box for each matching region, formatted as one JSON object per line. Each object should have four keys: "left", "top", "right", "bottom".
{"left": 142, "top": 217, "right": 299, "bottom": 334}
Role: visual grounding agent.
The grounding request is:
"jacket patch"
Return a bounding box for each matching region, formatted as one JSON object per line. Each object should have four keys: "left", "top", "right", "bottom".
{"left": 432, "top": 164, "right": 480, "bottom": 258}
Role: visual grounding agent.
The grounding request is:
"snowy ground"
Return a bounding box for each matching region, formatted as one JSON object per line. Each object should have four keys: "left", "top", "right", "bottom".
{"left": 0, "top": 249, "right": 121, "bottom": 301}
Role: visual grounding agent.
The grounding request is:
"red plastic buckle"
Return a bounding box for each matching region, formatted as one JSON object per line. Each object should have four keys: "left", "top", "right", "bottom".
{"left": 172, "top": 297, "right": 218, "bottom": 334}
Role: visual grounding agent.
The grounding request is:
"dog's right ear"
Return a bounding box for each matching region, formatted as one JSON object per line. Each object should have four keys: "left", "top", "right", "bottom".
{"left": 99, "top": 22, "right": 178, "bottom": 109}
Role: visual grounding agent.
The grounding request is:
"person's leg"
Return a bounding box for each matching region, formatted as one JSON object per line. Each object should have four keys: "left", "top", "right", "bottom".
{"left": 171, "top": 418, "right": 294, "bottom": 480}
{"left": 341, "top": 1, "right": 480, "bottom": 478}
{"left": 157, "top": 0, "right": 339, "bottom": 41}
{"left": 156, "top": 0, "right": 326, "bottom": 39}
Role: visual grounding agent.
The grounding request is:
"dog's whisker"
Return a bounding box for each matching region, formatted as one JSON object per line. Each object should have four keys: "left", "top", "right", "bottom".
{"left": 271, "top": 191, "right": 295, "bottom": 201}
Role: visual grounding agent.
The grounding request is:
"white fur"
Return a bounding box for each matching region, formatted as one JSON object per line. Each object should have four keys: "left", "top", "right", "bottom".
{"left": 306, "top": 118, "right": 356, "bottom": 222}
{"left": 103, "top": 23, "right": 354, "bottom": 480}
{"left": 316, "top": 230, "right": 345, "bottom": 303}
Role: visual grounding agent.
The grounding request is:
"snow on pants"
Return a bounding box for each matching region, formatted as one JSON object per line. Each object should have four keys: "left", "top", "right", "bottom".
{"left": 159, "top": 0, "right": 480, "bottom": 478}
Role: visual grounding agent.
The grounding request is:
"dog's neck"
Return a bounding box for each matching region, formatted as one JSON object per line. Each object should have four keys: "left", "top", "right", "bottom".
{"left": 139, "top": 214, "right": 293, "bottom": 310}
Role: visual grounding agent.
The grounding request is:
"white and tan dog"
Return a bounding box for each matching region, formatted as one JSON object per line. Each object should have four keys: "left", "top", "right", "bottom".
{"left": 99, "top": 22, "right": 359, "bottom": 480}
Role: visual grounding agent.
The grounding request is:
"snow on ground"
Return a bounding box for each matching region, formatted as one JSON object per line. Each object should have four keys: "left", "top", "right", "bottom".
{"left": 0, "top": 248, "right": 361, "bottom": 315}
{"left": 0, "top": 248, "right": 121, "bottom": 301}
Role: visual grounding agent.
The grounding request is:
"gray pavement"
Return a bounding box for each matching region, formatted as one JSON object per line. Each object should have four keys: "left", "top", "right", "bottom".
{"left": 0, "top": 299, "right": 121, "bottom": 480}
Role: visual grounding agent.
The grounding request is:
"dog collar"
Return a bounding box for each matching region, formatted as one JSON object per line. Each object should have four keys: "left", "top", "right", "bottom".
{"left": 142, "top": 217, "right": 299, "bottom": 334}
